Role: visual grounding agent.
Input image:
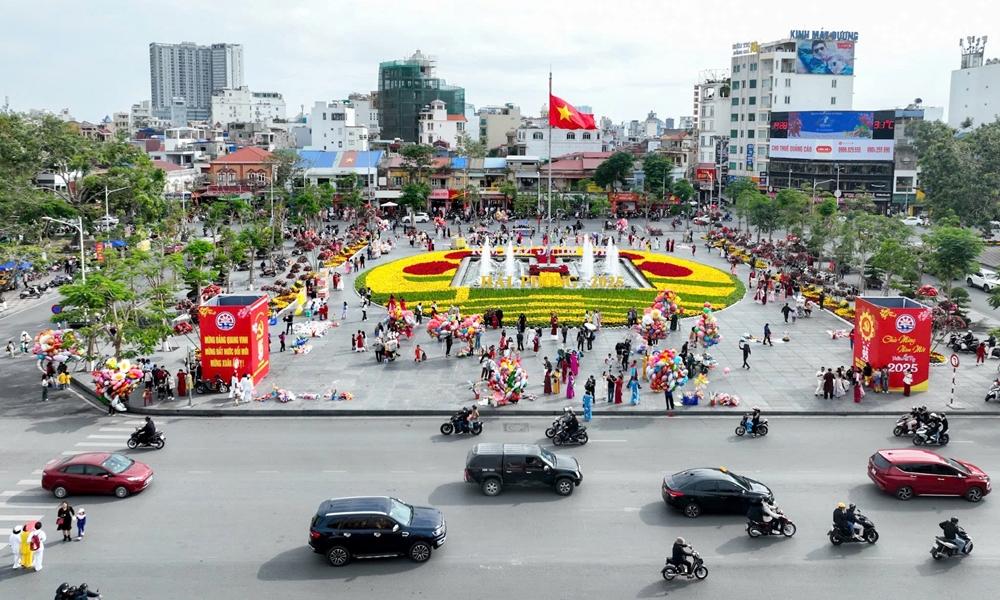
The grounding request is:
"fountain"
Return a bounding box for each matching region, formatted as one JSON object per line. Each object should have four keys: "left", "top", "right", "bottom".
{"left": 605, "top": 239, "right": 621, "bottom": 278}
{"left": 581, "top": 235, "right": 595, "bottom": 281}
{"left": 504, "top": 242, "right": 516, "bottom": 279}
{"left": 479, "top": 239, "right": 493, "bottom": 279}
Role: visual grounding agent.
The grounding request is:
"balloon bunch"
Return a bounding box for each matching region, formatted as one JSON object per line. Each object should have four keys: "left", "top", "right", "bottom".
{"left": 489, "top": 356, "right": 528, "bottom": 405}
{"left": 388, "top": 306, "right": 416, "bottom": 338}
{"left": 425, "top": 314, "right": 459, "bottom": 339}
{"left": 615, "top": 218, "right": 628, "bottom": 233}
{"left": 32, "top": 329, "right": 81, "bottom": 362}
{"left": 645, "top": 348, "right": 688, "bottom": 392}
{"left": 92, "top": 358, "right": 144, "bottom": 401}
{"left": 694, "top": 302, "right": 722, "bottom": 347}
{"left": 652, "top": 289, "right": 683, "bottom": 320}
{"left": 433, "top": 217, "right": 447, "bottom": 229}
{"left": 454, "top": 314, "right": 484, "bottom": 341}
{"left": 635, "top": 307, "right": 668, "bottom": 341}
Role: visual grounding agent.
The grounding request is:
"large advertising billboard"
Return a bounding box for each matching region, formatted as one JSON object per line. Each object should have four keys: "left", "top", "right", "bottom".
{"left": 796, "top": 39, "right": 855, "bottom": 75}
{"left": 854, "top": 297, "right": 932, "bottom": 393}
{"left": 769, "top": 111, "right": 895, "bottom": 161}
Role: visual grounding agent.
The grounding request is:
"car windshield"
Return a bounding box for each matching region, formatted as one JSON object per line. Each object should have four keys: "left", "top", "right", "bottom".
{"left": 727, "top": 472, "right": 752, "bottom": 490}
{"left": 101, "top": 454, "right": 135, "bottom": 474}
{"left": 539, "top": 448, "right": 557, "bottom": 465}
{"left": 389, "top": 498, "right": 413, "bottom": 525}
{"left": 947, "top": 458, "right": 971, "bottom": 474}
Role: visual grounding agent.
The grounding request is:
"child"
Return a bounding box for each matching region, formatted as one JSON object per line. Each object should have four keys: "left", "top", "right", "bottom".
{"left": 415, "top": 345, "right": 424, "bottom": 362}
{"left": 351, "top": 333, "right": 357, "bottom": 351}
{"left": 278, "top": 332, "right": 286, "bottom": 352}
{"left": 75, "top": 508, "right": 86, "bottom": 540}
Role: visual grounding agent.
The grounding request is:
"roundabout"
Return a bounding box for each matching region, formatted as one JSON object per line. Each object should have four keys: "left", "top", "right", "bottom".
{"left": 357, "top": 246, "right": 745, "bottom": 326}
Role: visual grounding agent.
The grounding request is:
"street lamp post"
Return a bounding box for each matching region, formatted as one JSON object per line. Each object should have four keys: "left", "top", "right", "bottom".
{"left": 104, "top": 184, "right": 131, "bottom": 221}
{"left": 43, "top": 216, "right": 86, "bottom": 284}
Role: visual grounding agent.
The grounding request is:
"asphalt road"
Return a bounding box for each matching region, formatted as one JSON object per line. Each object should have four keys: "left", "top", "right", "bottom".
{"left": 2, "top": 416, "right": 1000, "bottom": 599}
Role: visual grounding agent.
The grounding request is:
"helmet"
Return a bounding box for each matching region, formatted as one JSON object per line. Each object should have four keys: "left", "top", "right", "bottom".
{"left": 752, "top": 406, "right": 760, "bottom": 411}
{"left": 145, "top": 416, "right": 152, "bottom": 422}
{"left": 837, "top": 502, "right": 846, "bottom": 508}
{"left": 563, "top": 406, "right": 572, "bottom": 413}
{"left": 78, "top": 583, "right": 89, "bottom": 590}
{"left": 950, "top": 517, "right": 959, "bottom": 524}
{"left": 675, "top": 537, "right": 685, "bottom": 545}
{"left": 849, "top": 503, "right": 856, "bottom": 509}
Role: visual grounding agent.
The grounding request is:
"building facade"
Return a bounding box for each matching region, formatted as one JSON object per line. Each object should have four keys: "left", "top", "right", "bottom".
{"left": 948, "top": 36, "right": 1000, "bottom": 129}
{"left": 476, "top": 104, "right": 520, "bottom": 150}
{"left": 692, "top": 71, "right": 732, "bottom": 198}
{"left": 208, "top": 146, "right": 274, "bottom": 186}
{"left": 514, "top": 115, "right": 602, "bottom": 159}
{"left": 306, "top": 101, "right": 370, "bottom": 152}
{"left": 418, "top": 99, "right": 466, "bottom": 148}
{"left": 149, "top": 42, "right": 244, "bottom": 121}
{"left": 211, "top": 86, "right": 286, "bottom": 125}
{"left": 378, "top": 50, "right": 465, "bottom": 142}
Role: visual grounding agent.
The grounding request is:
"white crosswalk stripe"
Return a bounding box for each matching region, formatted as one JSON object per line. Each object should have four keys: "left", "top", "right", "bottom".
{"left": 1, "top": 490, "right": 46, "bottom": 497}
{"left": 124, "top": 420, "right": 145, "bottom": 425}
{"left": 0, "top": 515, "right": 43, "bottom": 521}
{"left": 74, "top": 442, "right": 123, "bottom": 447}
{"left": 16, "top": 480, "right": 40, "bottom": 486}
{"left": 99, "top": 428, "right": 135, "bottom": 432}
{"left": 86, "top": 435, "right": 130, "bottom": 440}
{"left": 61, "top": 450, "right": 88, "bottom": 455}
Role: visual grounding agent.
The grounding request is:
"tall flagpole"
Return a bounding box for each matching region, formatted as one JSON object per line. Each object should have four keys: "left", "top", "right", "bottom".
{"left": 547, "top": 70, "right": 553, "bottom": 246}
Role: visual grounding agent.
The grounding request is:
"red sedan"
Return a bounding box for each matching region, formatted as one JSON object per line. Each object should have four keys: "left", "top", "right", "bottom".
{"left": 42, "top": 453, "right": 153, "bottom": 499}
{"left": 869, "top": 448, "right": 991, "bottom": 502}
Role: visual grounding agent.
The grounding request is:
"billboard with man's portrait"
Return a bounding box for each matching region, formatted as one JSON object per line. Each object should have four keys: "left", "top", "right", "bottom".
{"left": 796, "top": 39, "right": 855, "bottom": 75}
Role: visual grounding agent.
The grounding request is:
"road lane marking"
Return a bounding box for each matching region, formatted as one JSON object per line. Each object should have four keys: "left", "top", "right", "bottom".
{"left": 257, "top": 470, "right": 279, "bottom": 474}
{"left": 31, "top": 470, "right": 43, "bottom": 475}
{"left": 61, "top": 451, "right": 88, "bottom": 455}
{"left": 99, "top": 428, "right": 136, "bottom": 432}
{"left": 391, "top": 470, "right": 415, "bottom": 474}
{"left": 74, "top": 442, "right": 123, "bottom": 447}
{"left": 87, "top": 435, "right": 130, "bottom": 440}
{"left": 323, "top": 470, "right": 347, "bottom": 473}
{"left": 1, "top": 490, "right": 45, "bottom": 496}
{"left": 16, "top": 480, "right": 40, "bottom": 486}
{"left": 587, "top": 439, "right": 628, "bottom": 443}
{"left": 0, "top": 515, "right": 42, "bottom": 521}
{"left": 124, "top": 420, "right": 146, "bottom": 425}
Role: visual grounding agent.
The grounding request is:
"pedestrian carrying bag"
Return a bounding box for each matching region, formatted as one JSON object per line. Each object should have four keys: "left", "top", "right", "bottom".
{"left": 29, "top": 533, "right": 40, "bottom": 551}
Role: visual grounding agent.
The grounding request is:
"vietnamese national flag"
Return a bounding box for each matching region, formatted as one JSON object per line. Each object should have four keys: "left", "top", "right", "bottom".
{"left": 549, "top": 94, "right": 597, "bottom": 130}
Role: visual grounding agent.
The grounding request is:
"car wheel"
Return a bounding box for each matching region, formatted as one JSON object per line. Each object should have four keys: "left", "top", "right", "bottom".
{"left": 544, "top": 427, "right": 556, "bottom": 438}
{"left": 52, "top": 486, "right": 68, "bottom": 499}
{"left": 153, "top": 438, "right": 165, "bottom": 450}
{"left": 985, "top": 285, "right": 991, "bottom": 293}
{"left": 439, "top": 423, "right": 454, "bottom": 435}
{"left": 967, "top": 278, "right": 974, "bottom": 286}
{"left": 965, "top": 486, "right": 984, "bottom": 502}
{"left": 895, "top": 486, "right": 914, "bottom": 500}
{"left": 554, "top": 478, "right": 574, "bottom": 496}
{"left": 127, "top": 437, "right": 138, "bottom": 449}
{"left": 866, "top": 529, "right": 879, "bottom": 544}
{"left": 327, "top": 546, "right": 350, "bottom": 567}
{"left": 481, "top": 479, "right": 501, "bottom": 496}
{"left": 114, "top": 485, "right": 130, "bottom": 499}
{"left": 694, "top": 565, "right": 708, "bottom": 579}
{"left": 683, "top": 502, "right": 701, "bottom": 518}
{"left": 408, "top": 541, "right": 432, "bottom": 563}
{"left": 471, "top": 422, "right": 483, "bottom": 435}
{"left": 735, "top": 426, "right": 746, "bottom": 436}
{"left": 893, "top": 425, "right": 904, "bottom": 437}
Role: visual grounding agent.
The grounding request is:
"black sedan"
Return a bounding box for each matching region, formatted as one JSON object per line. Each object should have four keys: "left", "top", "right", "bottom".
{"left": 661, "top": 467, "right": 773, "bottom": 518}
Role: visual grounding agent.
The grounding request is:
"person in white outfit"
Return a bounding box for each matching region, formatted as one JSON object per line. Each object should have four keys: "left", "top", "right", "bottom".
{"left": 240, "top": 375, "right": 254, "bottom": 404}
{"left": 30, "top": 523, "right": 45, "bottom": 571}
{"left": 230, "top": 373, "right": 240, "bottom": 405}
{"left": 814, "top": 368, "right": 825, "bottom": 396}
{"left": 9, "top": 526, "right": 20, "bottom": 568}
{"left": 762, "top": 499, "right": 784, "bottom": 532}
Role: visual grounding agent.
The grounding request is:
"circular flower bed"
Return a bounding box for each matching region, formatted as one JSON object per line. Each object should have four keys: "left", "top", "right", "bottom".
{"left": 356, "top": 248, "right": 744, "bottom": 327}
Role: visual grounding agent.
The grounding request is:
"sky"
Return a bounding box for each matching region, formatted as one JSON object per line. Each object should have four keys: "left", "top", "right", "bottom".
{"left": 1, "top": 0, "right": 996, "bottom": 124}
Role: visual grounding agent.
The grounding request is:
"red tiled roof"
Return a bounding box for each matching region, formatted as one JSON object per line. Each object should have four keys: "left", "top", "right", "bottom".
{"left": 153, "top": 160, "right": 185, "bottom": 172}
{"left": 212, "top": 146, "right": 273, "bottom": 164}
{"left": 446, "top": 115, "right": 467, "bottom": 122}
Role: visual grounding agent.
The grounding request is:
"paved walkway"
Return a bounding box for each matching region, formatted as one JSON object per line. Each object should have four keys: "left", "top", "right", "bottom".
{"left": 76, "top": 223, "right": 999, "bottom": 417}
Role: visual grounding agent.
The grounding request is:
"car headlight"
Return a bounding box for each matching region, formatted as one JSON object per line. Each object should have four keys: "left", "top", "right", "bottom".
{"left": 433, "top": 526, "right": 444, "bottom": 536}
{"left": 126, "top": 476, "right": 143, "bottom": 481}
{"left": 574, "top": 471, "right": 581, "bottom": 478}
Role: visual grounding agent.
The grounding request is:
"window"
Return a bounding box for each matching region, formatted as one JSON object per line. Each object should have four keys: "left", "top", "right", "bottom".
{"left": 339, "top": 516, "right": 371, "bottom": 530}
{"left": 338, "top": 141, "right": 342, "bottom": 148}
{"left": 784, "top": 96, "right": 791, "bottom": 104}
{"left": 748, "top": 114, "right": 756, "bottom": 122}
{"left": 738, "top": 162, "right": 743, "bottom": 170}
{"left": 566, "top": 132, "right": 575, "bottom": 140}
{"left": 730, "top": 129, "right": 738, "bottom": 138}
{"left": 734, "top": 65, "right": 740, "bottom": 73}
{"left": 733, "top": 81, "right": 740, "bottom": 90}
{"left": 322, "top": 113, "right": 327, "bottom": 120}
{"left": 739, "top": 130, "right": 744, "bottom": 138}
{"left": 732, "top": 98, "right": 739, "bottom": 106}
{"left": 831, "top": 79, "right": 838, "bottom": 88}
{"left": 730, "top": 145, "right": 737, "bottom": 154}
{"left": 747, "top": 130, "right": 755, "bottom": 138}
{"left": 392, "top": 176, "right": 403, "bottom": 186}
{"left": 532, "top": 132, "right": 543, "bottom": 140}
{"left": 583, "top": 132, "right": 591, "bottom": 139}
{"left": 694, "top": 481, "right": 718, "bottom": 492}
{"left": 349, "top": 140, "right": 355, "bottom": 146}
{"left": 717, "top": 482, "right": 744, "bottom": 494}
{"left": 61, "top": 464, "right": 86, "bottom": 475}
{"left": 749, "top": 97, "right": 756, "bottom": 105}
{"left": 785, "top": 78, "right": 791, "bottom": 87}
{"left": 740, "top": 113, "right": 745, "bottom": 121}
{"left": 83, "top": 465, "right": 108, "bottom": 476}
{"left": 731, "top": 114, "right": 738, "bottom": 122}
{"left": 372, "top": 517, "right": 397, "bottom": 530}
{"left": 749, "top": 79, "right": 757, "bottom": 89}
{"left": 729, "top": 161, "right": 737, "bottom": 170}
{"left": 831, "top": 97, "right": 837, "bottom": 105}
{"left": 750, "top": 63, "right": 758, "bottom": 71}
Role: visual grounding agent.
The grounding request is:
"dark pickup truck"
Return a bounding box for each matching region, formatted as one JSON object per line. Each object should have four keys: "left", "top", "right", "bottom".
{"left": 464, "top": 443, "right": 583, "bottom": 496}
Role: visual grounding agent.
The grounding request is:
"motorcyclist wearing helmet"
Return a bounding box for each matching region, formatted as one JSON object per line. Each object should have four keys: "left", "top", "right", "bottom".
{"left": 833, "top": 503, "right": 861, "bottom": 540}
{"left": 846, "top": 503, "right": 864, "bottom": 539}
{"left": 939, "top": 517, "right": 966, "bottom": 553}
{"left": 762, "top": 498, "right": 784, "bottom": 533}
{"left": 563, "top": 407, "right": 580, "bottom": 437}
{"left": 671, "top": 537, "right": 696, "bottom": 578}
{"left": 929, "top": 412, "right": 948, "bottom": 440}
{"left": 138, "top": 416, "right": 156, "bottom": 445}
{"left": 453, "top": 407, "right": 472, "bottom": 433}
{"left": 73, "top": 583, "right": 101, "bottom": 599}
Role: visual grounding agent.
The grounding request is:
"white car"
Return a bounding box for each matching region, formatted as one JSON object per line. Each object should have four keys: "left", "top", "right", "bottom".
{"left": 901, "top": 216, "right": 923, "bottom": 226}
{"left": 411, "top": 212, "right": 430, "bottom": 223}
{"left": 967, "top": 269, "right": 1000, "bottom": 292}
{"left": 96, "top": 216, "right": 120, "bottom": 230}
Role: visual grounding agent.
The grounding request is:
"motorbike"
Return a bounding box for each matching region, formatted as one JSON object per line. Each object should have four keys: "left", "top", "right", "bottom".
{"left": 747, "top": 512, "right": 796, "bottom": 538}
{"left": 127, "top": 426, "right": 166, "bottom": 450}
{"left": 828, "top": 510, "right": 879, "bottom": 545}
{"left": 545, "top": 417, "right": 568, "bottom": 438}
{"left": 552, "top": 424, "right": 588, "bottom": 445}
{"left": 735, "top": 413, "right": 768, "bottom": 437}
{"left": 50, "top": 274, "right": 73, "bottom": 287}
{"left": 19, "top": 285, "right": 44, "bottom": 299}
{"left": 930, "top": 528, "right": 973, "bottom": 560}
{"left": 913, "top": 424, "right": 949, "bottom": 446}
{"left": 440, "top": 414, "right": 483, "bottom": 436}
{"left": 194, "top": 374, "right": 230, "bottom": 395}
{"left": 948, "top": 333, "right": 979, "bottom": 353}
{"left": 892, "top": 414, "right": 921, "bottom": 436}
{"left": 986, "top": 379, "right": 1000, "bottom": 402}
{"left": 234, "top": 262, "right": 250, "bottom": 272}
{"left": 261, "top": 267, "right": 277, "bottom": 277}
{"left": 661, "top": 551, "right": 708, "bottom": 581}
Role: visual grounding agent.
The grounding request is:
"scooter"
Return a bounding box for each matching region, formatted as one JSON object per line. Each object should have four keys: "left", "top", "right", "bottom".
{"left": 913, "top": 424, "right": 949, "bottom": 446}
{"left": 735, "top": 413, "right": 768, "bottom": 437}
{"left": 747, "top": 512, "right": 796, "bottom": 538}
{"left": 828, "top": 510, "right": 879, "bottom": 545}
{"left": 661, "top": 551, "right": 708, "bottom": 581}
{"left": 892, "top": 414, "right": 921, "bottom": 436}
{"left": 552, "top": 424, "right": 588, "bottom": 445}
{"left": 127, "top": 426, "right": 166, "bottom": 450}
{"left": 194, "top": 374, "right": 230, "bottom": 394}
{"left": 19, "top": 285, "right": 43, "bottom": 299}
{"left": 440, "top": 414, "right": 483, "bottom": 435}
{"left": 930, "top": 528, "right": 973, "bottom": 560}
{"left": 986, "top": 379, "right": 1000, "bottom": 402}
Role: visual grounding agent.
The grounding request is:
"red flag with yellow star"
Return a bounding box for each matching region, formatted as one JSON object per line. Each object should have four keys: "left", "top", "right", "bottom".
{"left": 549, "top": 94, "right": 597, "bottom": 130}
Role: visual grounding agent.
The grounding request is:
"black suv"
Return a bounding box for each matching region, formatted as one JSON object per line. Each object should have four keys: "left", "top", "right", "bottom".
{"left": 465, "top": 443, "right": 583, "bottom": 496}
{"left": 661, "top": 467, "right": 774, "bottom": 518}
{"left": 309, "top": 496, "right": 446, "bottom": 566}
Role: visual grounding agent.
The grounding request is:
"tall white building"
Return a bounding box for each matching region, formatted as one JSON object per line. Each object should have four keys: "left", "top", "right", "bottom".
{"left": 727, "top": 33, "right": 857, "bottom": 184}
{"left": 514, "top": 116, "right": 602, "bottom": 159}
{"left": 347, "top": 93, "right": 380, "bottom": 139}
{"left": 692, "top": 71, "right": 732, "bottom": 196}
{"left": 149, "top": 42, "right": 244, "bottom": 120}
{"left": 948, "top": 35, "right": 1000, "bottom": 129}
{"left": 418, "top": 99, "right": 466, "bottom": 148}
{"left": 211, "top": 86, "right": 286, "bottom": 125}
{"left": 307, "top": 100, "right": 369, "bottom": 151}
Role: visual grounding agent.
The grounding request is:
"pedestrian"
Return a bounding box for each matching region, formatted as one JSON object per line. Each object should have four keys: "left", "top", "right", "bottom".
{"left": 565, "top": 372, "right": 575, "bottom": 399}
{"left": 341, "top": 302, "right": 348, "bottom": 320}
{"left": 763, "top": 324, "right": 773, "bottom": 346}
{"left": 543, "top": 357, "right": 553, "bottom": 394}
{"left": 20, "top": 331, "right": 30, "bottom": 354}
{"left": 279, "top": 332, "right": 286, "bottom": 352}
{"left": 781, "top": 303, "right": 791, "bottom": 323}
{"left": 56, "top": 502, "right": 74, "bottom": 542}
{"left": 818, "top": 290, "right": 826, "bottom": 313}
{"left": 9, "top": 526, "right": 21, "bottom": 568}
{"left": 176, "top": 369, "right": 187, "bottom": 398}
{"left": 532, "top": 328, "right": 541, "bottom": 354}
{"left": 18, "top": 523, "right": 33, "bottom": 569}
{"left": 445, "top": 333, "right": 453, "bottom": 357}
{"left": 813, "top": 367, "right": 825, "bottom": 396}
{"left": 849, "top": 327, "right": 855, "bottom": 350}
{"left": 240, "top": 373, "right": 254, "bottom": 405}
{"left": 605, "top": 372, "right": 616, "bottom": 403}
{"left": 790, "top": 305, "right": 798, "bottom": 324}
{"left": 361, "top": 303, "right": 367, "bottom": 322}
{"left": 664, "top": 386, "right": 675, "bottom": 410}
{"left": 284, "top": 313, "right": 294, "bottom": 335}
{"left": 351, "top": 333, "right": 357, "bottom": 351}
{"left": 614, "top": 371, "right": 624, "bottom": 403}
{"left": 691, "top": 244, "right": 696, "bottom": 256}
{"left": 740, "top": 339, "right": 751, "bottom": 369}
{"left": 356, "top": 331, "right": 366, "bottom": 352}
{"left": 516, "top": 330, "right": 524, "bottom": 351}
{"left": 586, "top": 328, "right": 595, "bottom": 351}
{"left": 415, "top": 344, "right": 424, "bottom": 362}
{"left": 902, "top": 370, "right": 913, "bottom": 397}
{"left": 976, "top": 342, "right": 986, "bottom": 365}
{"left": 628, "top": 374, "right": 640, "bottom": 404}
{"left": 41, "top": 374, "right": 51, "bottom": 402}
{"left": 880, "top": 366, "right": 890, "bottom": 393}
{"left": 823, "top": 368, "right": 835, "bottom": 399}
{"left": 863, "top": 361, "right": 874, "bottom": 387}
{"left": 29, "top": 522, "right": 45, "bottom": 571}
{"left": 4, "top": 340, "right": 14, "bottom": 357}
{"left": 75, "top": 508, "right": 86, "bottom": 540}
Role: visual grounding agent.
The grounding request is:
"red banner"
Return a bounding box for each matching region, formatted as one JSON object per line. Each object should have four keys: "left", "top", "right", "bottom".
{"left": 853, "top": 297, "right": 932, "bottom": 392}
{"left": 198, "top": 294, "right": 271, "bottom": 386}
{"left": 95, "top": 242, "right": 105, "bottom": 263}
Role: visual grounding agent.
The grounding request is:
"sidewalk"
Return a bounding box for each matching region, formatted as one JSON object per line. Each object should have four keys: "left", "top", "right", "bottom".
{"left": 90, "top": 225, "right": 1000, "bottom": 417}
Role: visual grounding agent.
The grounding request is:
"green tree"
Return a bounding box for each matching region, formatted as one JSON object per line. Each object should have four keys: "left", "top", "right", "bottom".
{"left": 924, "top": 226, "right": 986, "bottom": 299}
{"left": 870, "top": 238, "right": 919, "bottom": 296}
{"left": 588, "top": 194, "right": 611, "bottom": 217}
{"left": 513, "top": 192, "right": 536, "bottom": 217}
{"left": 594, "top": 151, "right": 635, "bottom": 192}
{"left": 238, "top": 223, "right": 272, "bottom": 284}
{"left": 183, "top": 239, "right": 216, "bottom": 301}
{"left": 498, "top": 182, "right": 518, "bottom": 214}
{"left": 398, "top": 143, "right": 435, "bottom": 183}
{"left": 642, "top": 153, "right": 673, "bottom": 200}
{"left": 845, "top": 215, "right": 910, "bottom": 290}
{"left": 774, "top": 187, "right": 810, "bottom": 235}
{"left": 747, "top": 194, "right": 781, "bottom": 240}
{"left": 265, "top": 149, "right": 304, "bottom": 188}
{"left": 399, "top": 181, "right": 431, "bottom": 221}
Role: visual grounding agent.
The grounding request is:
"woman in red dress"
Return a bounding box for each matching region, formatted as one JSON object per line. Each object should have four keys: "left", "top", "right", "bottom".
{"left": 614, "top": 373, "right": 624, "bottom": 404}
{"left": 550, "top": 312, "right": 559, "bottom": 339}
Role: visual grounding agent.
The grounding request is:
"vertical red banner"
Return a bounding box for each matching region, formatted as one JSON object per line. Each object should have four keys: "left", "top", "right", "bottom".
{"left": 853, "top": 297, "right": 932, "bottom": 392}
{"left": 95, "top": 242, "right": 105, "bottom": 262}
{"left": 198, "top": 294, "right": 271, "bottom": 386}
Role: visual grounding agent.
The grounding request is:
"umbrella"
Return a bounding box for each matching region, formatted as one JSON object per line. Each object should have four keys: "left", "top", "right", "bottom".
{"left": 380, "top": 202, "right": 398, "bottom": 207}
{"left": 584, "top": 323, "right": 597, "bottom": 331}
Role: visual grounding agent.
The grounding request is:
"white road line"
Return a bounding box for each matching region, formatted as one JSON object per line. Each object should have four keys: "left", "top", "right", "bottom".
{"left": 0, "top": 515, "right": 42, "bottom": 521}
{"left": 99, "top": 428, "right": 135, "bottom": 432}
{"left": 31, "top": 470, "right": 43, "bottom": 475}
{"left": 86, "top": 435, "right": 129, "bottom": 440}
{"left": 391, "top": 470, "right": 415, "bottom": 474}
{"left": 124, "top": 420, "right": 145, "bottom": 425}
{"left": 587, "top": 439, "right": 628, "bottom": 443}
{"left": 74, "top": 442, "right": 123, "bottom": 447}
{"left": 61, "top": 450, "right": 88, "bottom": 455}
{"left": 16, "top": 480, "right": 40, "bottom": 486}
{"left": 1, "top": 490, "right": 45, "bottom": 497}
{"left": 323, "top": 470, "right": 347, "bottom": 473}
